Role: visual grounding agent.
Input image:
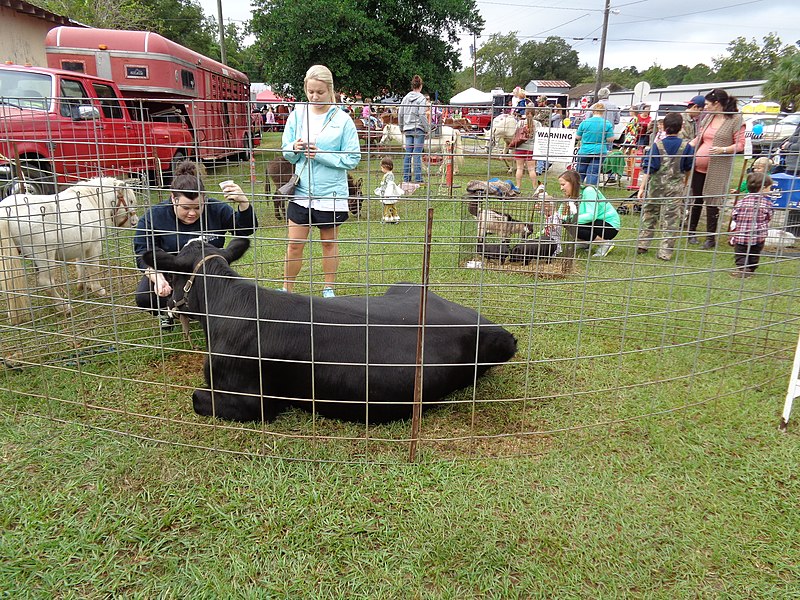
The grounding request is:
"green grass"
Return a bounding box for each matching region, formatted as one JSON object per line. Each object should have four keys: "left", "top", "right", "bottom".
{"left": 1, "top": 132, "right": 799, "bottom": 595}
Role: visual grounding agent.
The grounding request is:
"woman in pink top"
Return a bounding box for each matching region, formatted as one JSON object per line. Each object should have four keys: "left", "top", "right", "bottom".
{"left": 688, "top": 88, "right": 746, "bottom": 249}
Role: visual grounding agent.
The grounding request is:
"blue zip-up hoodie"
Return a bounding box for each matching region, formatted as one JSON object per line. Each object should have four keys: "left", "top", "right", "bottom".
{"left": 282, "top": 105, "right": 361, "bottom": 212}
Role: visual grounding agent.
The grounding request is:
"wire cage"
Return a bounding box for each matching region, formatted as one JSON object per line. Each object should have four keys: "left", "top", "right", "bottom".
{"left": 1, "top": 99, "right": 798, "bottom": 463}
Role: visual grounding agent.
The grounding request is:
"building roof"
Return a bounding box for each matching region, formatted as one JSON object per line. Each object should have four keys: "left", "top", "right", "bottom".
{"left": 530, "top": 80, "right": 571, "bottom": 88}
{"left": 2, "top": 0, "right": 83, "bottom": 26}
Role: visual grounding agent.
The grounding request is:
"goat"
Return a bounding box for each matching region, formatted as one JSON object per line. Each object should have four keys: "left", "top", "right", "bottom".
{"left": 475, "top": 209, "right": 534, "bottom": 243}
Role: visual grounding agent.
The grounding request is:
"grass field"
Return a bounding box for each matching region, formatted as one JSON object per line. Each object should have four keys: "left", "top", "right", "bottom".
{"left": 1, "top": 131, "right": 799, "bottom": 595}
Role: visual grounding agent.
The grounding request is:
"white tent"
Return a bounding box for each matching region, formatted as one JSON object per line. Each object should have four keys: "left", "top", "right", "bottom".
{"left": 449, "top": 87, "right": 493, "bottom": 106}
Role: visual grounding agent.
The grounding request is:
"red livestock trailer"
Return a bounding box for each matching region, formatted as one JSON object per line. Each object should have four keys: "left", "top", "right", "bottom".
{"left": 45, "top": 27, "right": 258, "bottom": 162}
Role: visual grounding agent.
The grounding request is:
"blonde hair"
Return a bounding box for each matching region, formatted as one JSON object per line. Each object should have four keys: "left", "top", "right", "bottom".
{"left": 591, "top": 102, "right": 606, "bottom": 112}
{"left": 304, "top": 65, "right": 335, "bottom": 103}
{"left": 752, "top": 157, "right": 773, "bottom": 172}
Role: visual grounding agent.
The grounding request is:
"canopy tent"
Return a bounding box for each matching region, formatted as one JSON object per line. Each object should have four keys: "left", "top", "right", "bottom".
{"left": 449, "top": 87, "right": 493, "bottom": 106}
{"left": 256, "top": 89, "right": 288, "bottom": 103}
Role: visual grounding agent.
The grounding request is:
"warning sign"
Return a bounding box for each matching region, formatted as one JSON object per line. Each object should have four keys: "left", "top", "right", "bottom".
{"left": 531, "top": 127, "right": 577, "bottom": 161}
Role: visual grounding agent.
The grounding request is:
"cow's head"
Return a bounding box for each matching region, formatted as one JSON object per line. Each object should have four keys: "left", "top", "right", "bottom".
{"left": 142, "top": 237, "right": 250, "bottom": 317}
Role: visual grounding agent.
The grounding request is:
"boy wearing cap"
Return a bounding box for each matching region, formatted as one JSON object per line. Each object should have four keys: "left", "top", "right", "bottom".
{"left": 681, "top": 95, "right": 706, "bottom": 140}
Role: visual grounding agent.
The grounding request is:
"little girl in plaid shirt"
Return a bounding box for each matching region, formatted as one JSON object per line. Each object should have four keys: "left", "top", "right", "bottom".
{"left": 729, "top": 172, "right": 774, "bottom": 278}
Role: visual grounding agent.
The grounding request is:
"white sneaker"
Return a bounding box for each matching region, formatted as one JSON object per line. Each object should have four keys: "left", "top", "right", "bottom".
{"left": 593, "top": 242, "right": 614, "bottom": 257}
{"left": 322, "top": 287, "right": 336, "bottom": 298}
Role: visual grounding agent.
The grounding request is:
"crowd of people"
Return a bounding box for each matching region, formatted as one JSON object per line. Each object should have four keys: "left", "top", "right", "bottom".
{"left": 134, "top": 79, "right": 789, "bottom": 330}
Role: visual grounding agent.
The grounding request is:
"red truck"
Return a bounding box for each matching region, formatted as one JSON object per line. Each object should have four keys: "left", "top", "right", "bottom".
{"left": 0, "top": 63, "right": 193, "bottom": 196}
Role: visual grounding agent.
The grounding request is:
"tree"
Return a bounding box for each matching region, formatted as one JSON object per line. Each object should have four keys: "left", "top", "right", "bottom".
{"left": 36, "top": 0, "right": 153, "bottom": 29}
{"left": 682, "top": 63, "right": 714, "bottom": 85}
{"left": 640, "top": 65, "right": 669, "bottom": 89}
{"left": 249, "top": 0, "right": 483, "bottom": 100}
{"left": 512, "top": 36, "right": 585, "bottom": 88}
{"left": 474, "top": 33, "right": 519, "bottom": 91}
{"left": 764, "top": 53, "right": 800, "bottom": 111}
{"left": 713, "top": 33, "right": 797, "bottom": 82}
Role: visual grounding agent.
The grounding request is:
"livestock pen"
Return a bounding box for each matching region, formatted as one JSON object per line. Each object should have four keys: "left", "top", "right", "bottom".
{"left": 0, "top": 110, "right": 798, "bottom": 464}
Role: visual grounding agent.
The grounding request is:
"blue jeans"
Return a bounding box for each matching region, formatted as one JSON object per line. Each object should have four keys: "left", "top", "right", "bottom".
{"left": 576, "top": 155, "right": 602, "bottom": 186}
{"left": 403, "top": 130, "right": 425, "bottom": 183}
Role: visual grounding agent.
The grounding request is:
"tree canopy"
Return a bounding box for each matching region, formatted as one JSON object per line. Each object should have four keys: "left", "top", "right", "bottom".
{"left": 248, "top": 0, "right": 483, "bottom": 100}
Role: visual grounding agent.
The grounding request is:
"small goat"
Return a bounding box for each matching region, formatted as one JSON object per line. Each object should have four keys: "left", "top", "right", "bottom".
{"left": 475, "top": 209, "right": 534, "bottom": 243}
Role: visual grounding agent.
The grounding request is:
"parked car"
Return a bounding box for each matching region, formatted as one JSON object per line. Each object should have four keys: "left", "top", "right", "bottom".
{"left": 464, "top": 110, "right": 493, "bottom": 130}
{"left": 751, "top": 112, "right": 800, "bottom": 155}
{"left": 744, "top": 113, "right": 786, "bottom": 155}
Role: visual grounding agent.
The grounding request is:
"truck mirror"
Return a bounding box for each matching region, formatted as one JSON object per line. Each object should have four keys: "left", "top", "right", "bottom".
{"left": 75, "top": 105, "right": 100, "bottom": 120}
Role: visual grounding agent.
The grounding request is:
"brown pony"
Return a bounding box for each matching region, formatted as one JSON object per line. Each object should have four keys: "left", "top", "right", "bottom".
{"left": 265, "top": 156, "right": 364, "bottom": 220}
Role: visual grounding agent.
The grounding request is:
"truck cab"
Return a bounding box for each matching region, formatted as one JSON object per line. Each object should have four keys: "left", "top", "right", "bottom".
{"left": 0, "top": 63, "right": 192, "bottom": 196}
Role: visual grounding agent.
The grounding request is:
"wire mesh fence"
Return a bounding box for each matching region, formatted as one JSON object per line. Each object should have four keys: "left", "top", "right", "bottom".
{"left": 0, "top": 99, "right": 798, "bottom": 463}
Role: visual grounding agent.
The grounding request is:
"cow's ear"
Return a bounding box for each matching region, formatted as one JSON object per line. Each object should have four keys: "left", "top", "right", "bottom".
{"left": 143, "top": 247, "right": 193, "bottom": 273}
{"left": 222, "top": 236, "right": 250, "bottom": 264}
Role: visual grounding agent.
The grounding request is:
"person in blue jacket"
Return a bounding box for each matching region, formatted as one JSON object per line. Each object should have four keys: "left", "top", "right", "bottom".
{"left": 281, "top": 64, "right": 361, "bottom": 298}
{"left": 575, "top": 102, "right": 615, "bottom": 186}
{"left": 133, "top": 160, "right": 257, "bottom": 329}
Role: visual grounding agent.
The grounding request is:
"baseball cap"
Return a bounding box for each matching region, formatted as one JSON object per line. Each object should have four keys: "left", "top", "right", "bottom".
{"left": 687, "top": 95, "right": 706, "bottom": 108}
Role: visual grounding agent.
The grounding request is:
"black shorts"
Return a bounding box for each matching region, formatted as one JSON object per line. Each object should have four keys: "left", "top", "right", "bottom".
{"left": 287, "top": 202, "right": 349, "bottom": 229}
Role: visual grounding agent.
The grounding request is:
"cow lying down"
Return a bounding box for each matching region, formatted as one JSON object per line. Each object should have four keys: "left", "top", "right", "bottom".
{"left": 143, "top": 238, "right": 517, "bottom": 424}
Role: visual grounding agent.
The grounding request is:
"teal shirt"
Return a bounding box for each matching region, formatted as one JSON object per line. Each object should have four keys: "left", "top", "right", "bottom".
{"left": 577, "top": 185, "right": 621, "bottom": 229}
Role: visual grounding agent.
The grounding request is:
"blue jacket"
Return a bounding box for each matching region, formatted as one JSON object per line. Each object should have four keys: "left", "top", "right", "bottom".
{"left": 576, "top": 116, "right": 614, "bottom": 156}
{"left": 282, "top": 105, "right": 361, "bottom": 212}
{"left": 133, "top": 197, "right": 257, "bottom": 270}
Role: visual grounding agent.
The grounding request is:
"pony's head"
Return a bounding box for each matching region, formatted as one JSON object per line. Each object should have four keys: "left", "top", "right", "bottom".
{"left": 67, "top": 178, "right": 138, "bottom": 228}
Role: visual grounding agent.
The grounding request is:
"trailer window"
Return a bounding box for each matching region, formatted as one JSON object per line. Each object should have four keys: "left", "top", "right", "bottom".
{"left": 180, "top": 70, "right": 195, "bottom": 91}
{"left": 61, "top": 61, "right": 85, "bottom": 73}
{"left": 92, "top": 83, "right": 124, "bottom": 119}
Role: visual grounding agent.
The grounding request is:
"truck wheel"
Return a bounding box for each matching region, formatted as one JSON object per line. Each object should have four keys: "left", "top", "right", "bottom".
{"left": 19, "top": 159, "right": 56, "bottom": 195}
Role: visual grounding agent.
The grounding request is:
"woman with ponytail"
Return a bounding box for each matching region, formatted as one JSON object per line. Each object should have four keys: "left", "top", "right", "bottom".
{"left": 688, "top": 88, "right": 745, "bottom": 249}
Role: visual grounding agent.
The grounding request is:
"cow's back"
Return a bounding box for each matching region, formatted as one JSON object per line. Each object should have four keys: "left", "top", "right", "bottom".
{"left": 250, "top": 283, "right": 516, "bottom": 422}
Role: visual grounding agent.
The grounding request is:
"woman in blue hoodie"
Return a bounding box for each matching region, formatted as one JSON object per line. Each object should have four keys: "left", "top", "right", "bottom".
{"left": 281, "top": 64, "right": 361, "bottom": 298}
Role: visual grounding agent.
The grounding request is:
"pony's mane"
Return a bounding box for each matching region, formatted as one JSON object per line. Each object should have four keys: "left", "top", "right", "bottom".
{"left": 65, "top": 177, "right": 125, "bottom": 194}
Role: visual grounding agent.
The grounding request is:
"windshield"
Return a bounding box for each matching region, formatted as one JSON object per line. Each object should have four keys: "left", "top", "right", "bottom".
{"left": 779, "top": 113, "right": 800, "bottom": 126}
{"left": 0, "top": 71, "right": 52, "bottom": 111}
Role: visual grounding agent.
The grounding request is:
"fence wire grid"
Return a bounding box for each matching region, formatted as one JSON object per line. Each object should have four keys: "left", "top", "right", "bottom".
{"left": 0, "top": 99, "right": 798, "bottom": 462}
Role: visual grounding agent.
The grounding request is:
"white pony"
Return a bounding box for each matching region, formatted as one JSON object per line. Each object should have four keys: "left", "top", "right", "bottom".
{"left": 0, "top": 177, "right": 138, "bottom": 320}
{"left": 378, "top": 124, "right": 464, "bottom": 173}
{"left": 486, "top": 113, "right": 521, "bottom": 171}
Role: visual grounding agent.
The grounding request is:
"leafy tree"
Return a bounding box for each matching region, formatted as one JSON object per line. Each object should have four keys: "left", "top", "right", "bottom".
{"left": 764, "top": 53, "right": 800, "bottom": 111}
{"left": 713, "top": 33, "right": 796, "bottom": 81}
{"left": 663, "top": 65, "right": 690, "bottom": 86}
{"left": 35, "top": 0, "right": 153, "bottom": 29}
{"left": 640, "top": 65, "right": 669, "bottom": 89}
{"left": 474, "top": 33, "right": 519, "bottom": 91}
{"left": 249, "top": 0, "right": 483, "bottom": 101}
{"left": 599, "top": 67, "right": 641, "bottom": 90}
{"left": 682, "top": 63, "right": 714, "bottom": 85}
{"left": 512, "top": 36, "right": 585, "bottom": 88}
{"left": 140, "top": 0, "right": 220, "bottom": 60}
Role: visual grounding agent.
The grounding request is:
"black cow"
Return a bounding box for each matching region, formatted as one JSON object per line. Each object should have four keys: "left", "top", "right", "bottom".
{"left": 143, "top": 238, "right": 517, "bottom": 424}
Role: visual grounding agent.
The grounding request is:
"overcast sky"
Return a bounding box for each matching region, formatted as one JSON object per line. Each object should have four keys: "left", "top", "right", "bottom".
{"left": 199, "top": 0, "right": 800, "bottom": 73}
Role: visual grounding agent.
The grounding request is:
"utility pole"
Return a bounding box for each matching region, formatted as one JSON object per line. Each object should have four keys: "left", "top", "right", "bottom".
{"left": 593, "top": 0, "right": 611, "bottom": 102}
{"left": 216, "top": 0, "right": 227, "bottom": 65}
{"left": 472, "top": 32, "right": 478, "bottom": 89}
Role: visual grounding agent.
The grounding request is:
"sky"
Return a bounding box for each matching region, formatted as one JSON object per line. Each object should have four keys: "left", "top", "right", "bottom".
{"left": 198, "top": 0, "right": 800, "bottom": 73}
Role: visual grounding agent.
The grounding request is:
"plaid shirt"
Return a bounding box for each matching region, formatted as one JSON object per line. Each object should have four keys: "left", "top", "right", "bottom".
{"left": 730, "top": 193, "right": 773, "bottom": 246}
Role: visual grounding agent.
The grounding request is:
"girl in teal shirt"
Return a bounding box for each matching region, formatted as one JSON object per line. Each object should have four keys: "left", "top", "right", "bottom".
{"left": 558, "top": 170, "right": 620, "bottom": 257}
